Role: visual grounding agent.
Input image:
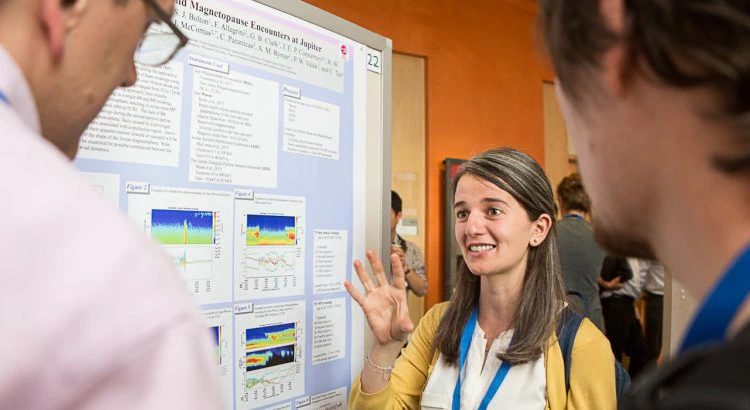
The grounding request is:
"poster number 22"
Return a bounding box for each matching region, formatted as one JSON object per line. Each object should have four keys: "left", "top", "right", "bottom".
{"left": 367, "top": 49, "right": 382, "bottom": 74}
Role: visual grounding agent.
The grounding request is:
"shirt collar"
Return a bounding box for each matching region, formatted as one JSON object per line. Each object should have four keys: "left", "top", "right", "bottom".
{"left": 0, "top": 45, "right": 42, "bottom": 134}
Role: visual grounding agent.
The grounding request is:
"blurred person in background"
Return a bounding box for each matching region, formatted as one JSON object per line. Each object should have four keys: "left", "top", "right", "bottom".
{"left": 556, "top": 172, "right": 606, "bottom": 332}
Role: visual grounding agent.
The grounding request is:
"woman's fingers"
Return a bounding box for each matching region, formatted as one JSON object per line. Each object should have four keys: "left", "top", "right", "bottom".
{"left": 392, "top": 299, "right": 414, "bottom": 339}
{"left": 367, "top": 250, "right": 389, "bottom": 288}
{"left": 344, "top": 281, "right": 366, "bottom": 307}
{"left": 353, "top": 259, "right": 375, "bottom": 293}
{"left": 400, "top": 316, "right": 415, "bottom": 334}
{"left": 391, "top": 253, "right": 406, "bottom": 290}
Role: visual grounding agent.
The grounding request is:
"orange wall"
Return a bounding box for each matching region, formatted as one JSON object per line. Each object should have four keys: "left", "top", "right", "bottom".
{"left": 306, "top": 0, "right": 555, "bottom": 309}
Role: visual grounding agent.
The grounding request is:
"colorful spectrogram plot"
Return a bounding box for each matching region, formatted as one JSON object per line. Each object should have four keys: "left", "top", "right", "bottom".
{"left": 246, "top": 215, "right": 296, "bottom": 246}
{"left": 210, "top": 325, "right": 222, "bottom": 365}
{"left": 151, "top": 209, "right": 215, "bottom": 245}
{"left": 246, "top": 345, "right": 295, "bottom": 371}
{"left": 246, "top": 323, "right": 296, "bottom": 351}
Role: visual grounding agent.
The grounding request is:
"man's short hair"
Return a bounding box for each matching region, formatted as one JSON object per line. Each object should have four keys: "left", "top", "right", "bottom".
{"left": 557, "top": 173, "right": 591, "bottom": 213}
{"left": 391, "top": 190, "right": 402, "bottom": 214}
{"left": 540, "top": 0, "right": 750, "bottom": 174}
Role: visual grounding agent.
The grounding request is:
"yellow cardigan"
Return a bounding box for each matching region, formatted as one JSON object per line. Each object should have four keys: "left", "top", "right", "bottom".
{"left": 350, "top": 302, "right": 616, "bottom": 410}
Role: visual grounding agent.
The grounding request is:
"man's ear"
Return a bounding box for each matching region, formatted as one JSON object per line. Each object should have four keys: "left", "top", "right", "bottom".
{"left": 40, "top": 0, "right": 90, "bottom": 61}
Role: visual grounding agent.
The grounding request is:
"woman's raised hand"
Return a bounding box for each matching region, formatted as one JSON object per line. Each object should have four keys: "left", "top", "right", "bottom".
{"left": 344, "top": 250, "right": 414, "bottom": 345}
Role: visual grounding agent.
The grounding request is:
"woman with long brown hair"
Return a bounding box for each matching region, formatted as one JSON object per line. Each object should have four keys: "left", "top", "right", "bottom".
{"left": 345, "top": 147, "right": 616, "bottom": 409}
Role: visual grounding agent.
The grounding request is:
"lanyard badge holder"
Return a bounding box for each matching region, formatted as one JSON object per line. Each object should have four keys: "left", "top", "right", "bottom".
{"left": 452, "top": 307, "right": 512, "bottom": 410}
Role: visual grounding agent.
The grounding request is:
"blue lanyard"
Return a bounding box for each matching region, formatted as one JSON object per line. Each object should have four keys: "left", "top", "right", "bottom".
{"left": 0, "top": 90, "right": 8, "bottom": 106}
{"left": 564, "top": 214, "right": 584, "bottom": 220}
{"left": 680, "top": 244, "right": 750, "bottom": 353}
{"left": 453, "top": 307, "right": 512, "bottom": 410}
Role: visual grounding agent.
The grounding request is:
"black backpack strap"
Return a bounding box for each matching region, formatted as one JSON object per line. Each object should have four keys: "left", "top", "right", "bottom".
{"left": 557, "top": 308, "right": 585, "bottom": 392}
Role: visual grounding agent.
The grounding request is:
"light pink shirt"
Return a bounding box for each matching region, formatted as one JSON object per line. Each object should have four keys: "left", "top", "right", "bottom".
{"left": 0, "top": 46, "right": 222, "bottom": 409}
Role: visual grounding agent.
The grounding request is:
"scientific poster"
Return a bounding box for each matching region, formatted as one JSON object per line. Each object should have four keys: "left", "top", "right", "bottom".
{"left": 74, "top": 0, "right": 369, "bottom": 408}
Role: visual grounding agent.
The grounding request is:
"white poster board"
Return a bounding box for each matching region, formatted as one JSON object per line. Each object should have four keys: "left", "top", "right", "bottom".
{"left": 75, "top": 1, "right": 392, "bottom": 408}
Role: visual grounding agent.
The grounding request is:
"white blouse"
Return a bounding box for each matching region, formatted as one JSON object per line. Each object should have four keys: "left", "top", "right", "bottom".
{"left": 420, "top": 322, "right": 547, "bottom": 410}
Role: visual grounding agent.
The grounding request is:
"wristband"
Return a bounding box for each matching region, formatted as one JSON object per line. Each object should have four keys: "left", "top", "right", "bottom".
{"left": 365, "top": 355, "right": 394, "bottom": 380}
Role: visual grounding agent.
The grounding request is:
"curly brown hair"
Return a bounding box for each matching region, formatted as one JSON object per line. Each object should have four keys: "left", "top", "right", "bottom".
{"left": 556, "top": 173, "right": 590, "bottom": 213}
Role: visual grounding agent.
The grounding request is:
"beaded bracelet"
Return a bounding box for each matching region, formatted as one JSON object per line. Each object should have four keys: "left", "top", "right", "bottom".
{"left": 365, "top": 355, "right": 394, "bottom": 380}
